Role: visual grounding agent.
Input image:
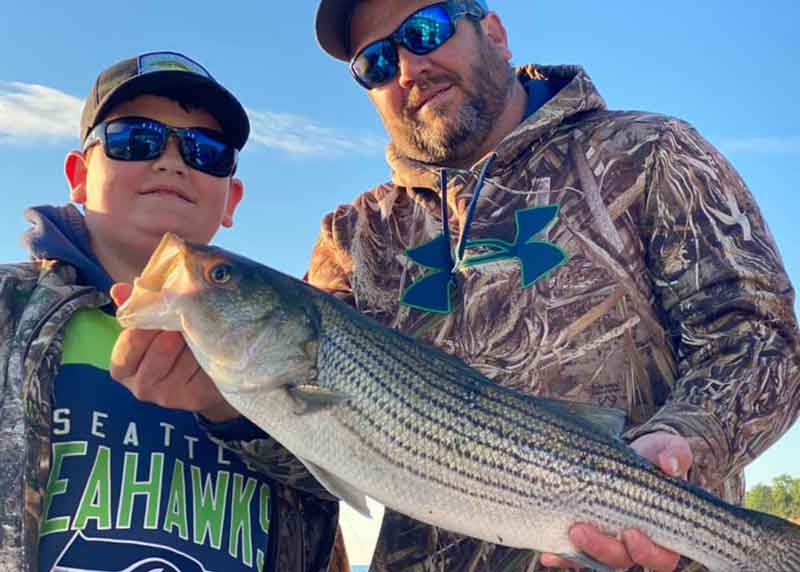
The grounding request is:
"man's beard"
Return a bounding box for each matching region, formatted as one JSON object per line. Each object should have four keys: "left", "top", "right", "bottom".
{"left": 388, "top": 37, "right": 515, "bottom": 165}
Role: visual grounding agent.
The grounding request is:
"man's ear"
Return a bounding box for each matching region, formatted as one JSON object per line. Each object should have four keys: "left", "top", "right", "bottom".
{"left": 481, "top": 13, "right": 512, "bottom": 61}
{"left": 221, "top": 178, "right": 244, "bottom": 228}
{"left": 64, "top": 151, "right": 89, "bottom": 204}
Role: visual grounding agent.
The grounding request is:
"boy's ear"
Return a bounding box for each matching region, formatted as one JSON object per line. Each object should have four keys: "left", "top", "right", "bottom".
{"left": 65, "top": 151, "right": 89, "bottom": 204}
{"left": 221, "top": 178, "right": 245, "bottom": 228}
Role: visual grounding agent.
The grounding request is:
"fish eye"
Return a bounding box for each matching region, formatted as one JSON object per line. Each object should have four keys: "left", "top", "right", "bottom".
{"left": 207, "top": 263, "right": 233, "bottom": 285}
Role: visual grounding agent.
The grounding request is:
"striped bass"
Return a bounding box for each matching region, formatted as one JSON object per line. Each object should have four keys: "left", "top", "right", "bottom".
{"left": 117, "top": 233, "right": 800, "bottom": 572}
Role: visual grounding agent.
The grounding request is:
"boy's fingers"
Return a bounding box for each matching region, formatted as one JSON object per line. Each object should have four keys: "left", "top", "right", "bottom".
{"left": 128, "top": 331, "right": 184, "bottom": 386}
{"left": 110, "top": 328, "right": 160, "bottom": 381}
{"left": 185, "top": 368, "right": 239, "bottom": 422}
{"left": 146, "top": 343, "right": 202, "bottom": 407}
{"left": 110, "top": 282, "right": 133, "bottom": 306}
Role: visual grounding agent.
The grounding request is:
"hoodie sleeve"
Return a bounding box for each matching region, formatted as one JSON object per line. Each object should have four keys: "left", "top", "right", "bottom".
{"left": 624, "top": 118, "right": 800, "bottom": 491}
{"left": 305, "top": 204, "right": 359, "bottom": 306}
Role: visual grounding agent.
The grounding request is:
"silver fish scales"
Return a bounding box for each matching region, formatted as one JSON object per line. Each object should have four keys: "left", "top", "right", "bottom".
{"left": 117, "top": 234, "right": 800, "bottom": 572}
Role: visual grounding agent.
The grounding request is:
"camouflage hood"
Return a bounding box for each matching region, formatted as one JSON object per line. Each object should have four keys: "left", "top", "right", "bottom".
{"left": 308, "top": 63, "right": 800, "bottom": 571}
{"left": 385, "top": 65, "right": 606, "bottom": 199}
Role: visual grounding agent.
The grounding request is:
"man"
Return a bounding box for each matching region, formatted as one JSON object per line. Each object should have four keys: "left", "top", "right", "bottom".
{"left": 0, "top": 52, "right": 341, "bottom": 572}
{"left": 310, "top": 1, "right": 800, "bottom": 571}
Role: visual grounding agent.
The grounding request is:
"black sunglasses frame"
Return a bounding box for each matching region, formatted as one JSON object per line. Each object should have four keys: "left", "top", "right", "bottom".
{"left": 349, "top": 0, "right": 488, "bottom": 90}
{"left": 83, "top": 116, "right": 239, "bottom": 177}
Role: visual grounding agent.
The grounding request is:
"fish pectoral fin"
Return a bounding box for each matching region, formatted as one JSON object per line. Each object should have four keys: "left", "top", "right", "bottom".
{"left": 558, "top": 552, "right": 615, "bottom": 572}
{"left": 300, "top": 458, "right": 372, "bottom": 518}
{"left": 287, "top": 385, "right": 351, "bottom": 415}
{"left": 536, "top": 397, "right": 627, "bottom": 439}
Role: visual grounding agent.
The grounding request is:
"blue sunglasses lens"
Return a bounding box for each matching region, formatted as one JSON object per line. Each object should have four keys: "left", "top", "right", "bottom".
{"left": 101, "top": 118, "right": 236, "bottom": 177}
{"left": 105, "top": 119, "right": 165, "bottom": 161}
{"left": 399, "top": 5, "right": 455, "bottom": 54}
{"left": 351, "top": 4, "right": 456, "bottom": 89}
{"left": 352, "top": 41, "right": 399, "bottom": 88}
{"left": 180, "top": 129, "right": 237, "bottom": 177}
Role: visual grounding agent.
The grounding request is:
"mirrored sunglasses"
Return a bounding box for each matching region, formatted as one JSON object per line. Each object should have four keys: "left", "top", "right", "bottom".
{"left": 84, "top": 116, "right": 238, "bottom": 177}
{"left": 349, "top": 1, "right": 487, "bottom": 90}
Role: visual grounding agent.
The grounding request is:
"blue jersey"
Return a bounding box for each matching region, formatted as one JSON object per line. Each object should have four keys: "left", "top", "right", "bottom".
{"left": 38, "top": 309, "right": 276, "bottom": 572}
{"left": 24, "top": 206, "right": 277, "bottom": 572}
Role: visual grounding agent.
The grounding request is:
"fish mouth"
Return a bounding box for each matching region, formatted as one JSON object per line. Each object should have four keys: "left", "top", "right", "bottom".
{"left": 138, "top": 233, "right": 187, "bottom": 290}
{"left": 117, "top": 233, "right": 188, "bottom": 328}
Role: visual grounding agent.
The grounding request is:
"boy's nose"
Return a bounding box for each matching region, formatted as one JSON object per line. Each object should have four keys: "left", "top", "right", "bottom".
{"left": 152, "top": 135, "right": 188, "bottom": 175}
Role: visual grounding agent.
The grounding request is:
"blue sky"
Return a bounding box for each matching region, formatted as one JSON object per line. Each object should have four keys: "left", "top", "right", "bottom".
{"left": 1, "top": 0, "right": 798, "bottom": 562}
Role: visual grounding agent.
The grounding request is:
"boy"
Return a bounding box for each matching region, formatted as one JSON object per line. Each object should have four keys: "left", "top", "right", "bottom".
{"left": 0, "top": 52, "right": 340, "bottom": 572}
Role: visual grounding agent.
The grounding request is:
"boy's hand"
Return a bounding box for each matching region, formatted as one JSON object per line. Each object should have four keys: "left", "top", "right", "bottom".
{"left": 110, "top": 283, "right": 240, "bottom": 423}
{"left": 539, "top": 431, "right": 692, "bottom": 572}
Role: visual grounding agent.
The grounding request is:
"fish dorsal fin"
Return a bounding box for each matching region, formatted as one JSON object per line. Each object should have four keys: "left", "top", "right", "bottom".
{"left": 287, "top": 384, "right": 351, "bottom": 415}
{"left": 537, "top": 397, "right": 627, "bottom": 439}
{"left": 300, "top": 457, "right": 372, "bottom": 518}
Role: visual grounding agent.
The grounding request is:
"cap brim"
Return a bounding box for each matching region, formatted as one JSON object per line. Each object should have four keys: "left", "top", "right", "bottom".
{"left": 93, "top": 71, "right": 250, "bottom": 150}
{"left": 315, "top": 0, "right": 359, "bottom": 61}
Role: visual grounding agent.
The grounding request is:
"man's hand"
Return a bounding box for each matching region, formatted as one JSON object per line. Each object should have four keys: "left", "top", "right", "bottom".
{"left": 110, "top": 283, "right": 240, "bottom": 423}
{"left": 539, "top": 431, "right": 693, "bottom": 572}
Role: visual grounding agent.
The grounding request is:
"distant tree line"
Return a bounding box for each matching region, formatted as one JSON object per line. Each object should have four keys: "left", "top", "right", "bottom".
{"left": 745, "top": 474, "right": 800, "bottom": 520}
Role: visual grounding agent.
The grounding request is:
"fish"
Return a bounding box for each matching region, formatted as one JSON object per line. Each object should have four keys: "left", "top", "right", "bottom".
{"left": 117, "top": 233, "right": 800, "bottom": 572}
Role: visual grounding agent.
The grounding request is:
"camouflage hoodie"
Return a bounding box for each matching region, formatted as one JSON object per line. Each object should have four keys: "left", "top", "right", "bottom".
{"left": 0, "top": 207, "right": 342, "bottom": 572}
{"left": 307, "top": 65, "right": 800, "bottom": 571}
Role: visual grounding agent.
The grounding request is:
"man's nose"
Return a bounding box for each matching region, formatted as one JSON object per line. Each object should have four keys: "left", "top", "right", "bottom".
{"left": 396, "top": 46, "right": 434, "bottom": 89}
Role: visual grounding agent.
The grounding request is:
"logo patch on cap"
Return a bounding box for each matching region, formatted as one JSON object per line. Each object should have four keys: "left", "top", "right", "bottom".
{"left": 138, "top": 52, "right": 211, "bottom": 78}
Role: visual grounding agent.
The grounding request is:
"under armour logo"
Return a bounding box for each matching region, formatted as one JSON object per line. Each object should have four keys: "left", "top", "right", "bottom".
{"left": 401, "top": 205, "right": 567, "bottom": 314}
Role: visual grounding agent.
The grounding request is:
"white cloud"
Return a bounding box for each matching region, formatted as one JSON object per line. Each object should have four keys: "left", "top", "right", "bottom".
{"left": 718, "top": 136, "right": 800, "bottom": 155}
{"left": 247, "top": 109, "right": 385, "bottom": 155}
{"left": 0, "top": 80, "right": 385, "bottom": 155}
{"left": 0, "top": 81, "right": 83, "bottom": 143}
{"left": 3, "top": 80, "right": 795, "bottom": 160}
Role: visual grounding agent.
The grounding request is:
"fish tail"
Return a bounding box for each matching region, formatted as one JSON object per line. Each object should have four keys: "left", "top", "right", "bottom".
{"left": 742, "top": 508, "right": 800, "bottom": 572}
{"left": 777, "top": 517, "right": 800, "bottom": 572}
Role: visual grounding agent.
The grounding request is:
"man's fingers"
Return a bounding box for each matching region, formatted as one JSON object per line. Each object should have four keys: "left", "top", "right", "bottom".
{"left": 568, "top": 524, "right": 635, "bottom": 570}
{"left": 110, "top": 282, "right": 133, "bottom": 306}
{"left": 110, "top": 328, "right": 160, "bottom": 381}
{"left": 538, "top": 553, "right": 582, "bottom": 569}
{"left": 622, "top": 529, "right": 679, "bottom": 572}
{"left": 541, "top": 527, "right": 680, "bottom": 572}
{"left": 659, "top": 442, "right": 693, "bottom": 478}
{"left": 631, "top": 432, "right": 693, "bottom": 478}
